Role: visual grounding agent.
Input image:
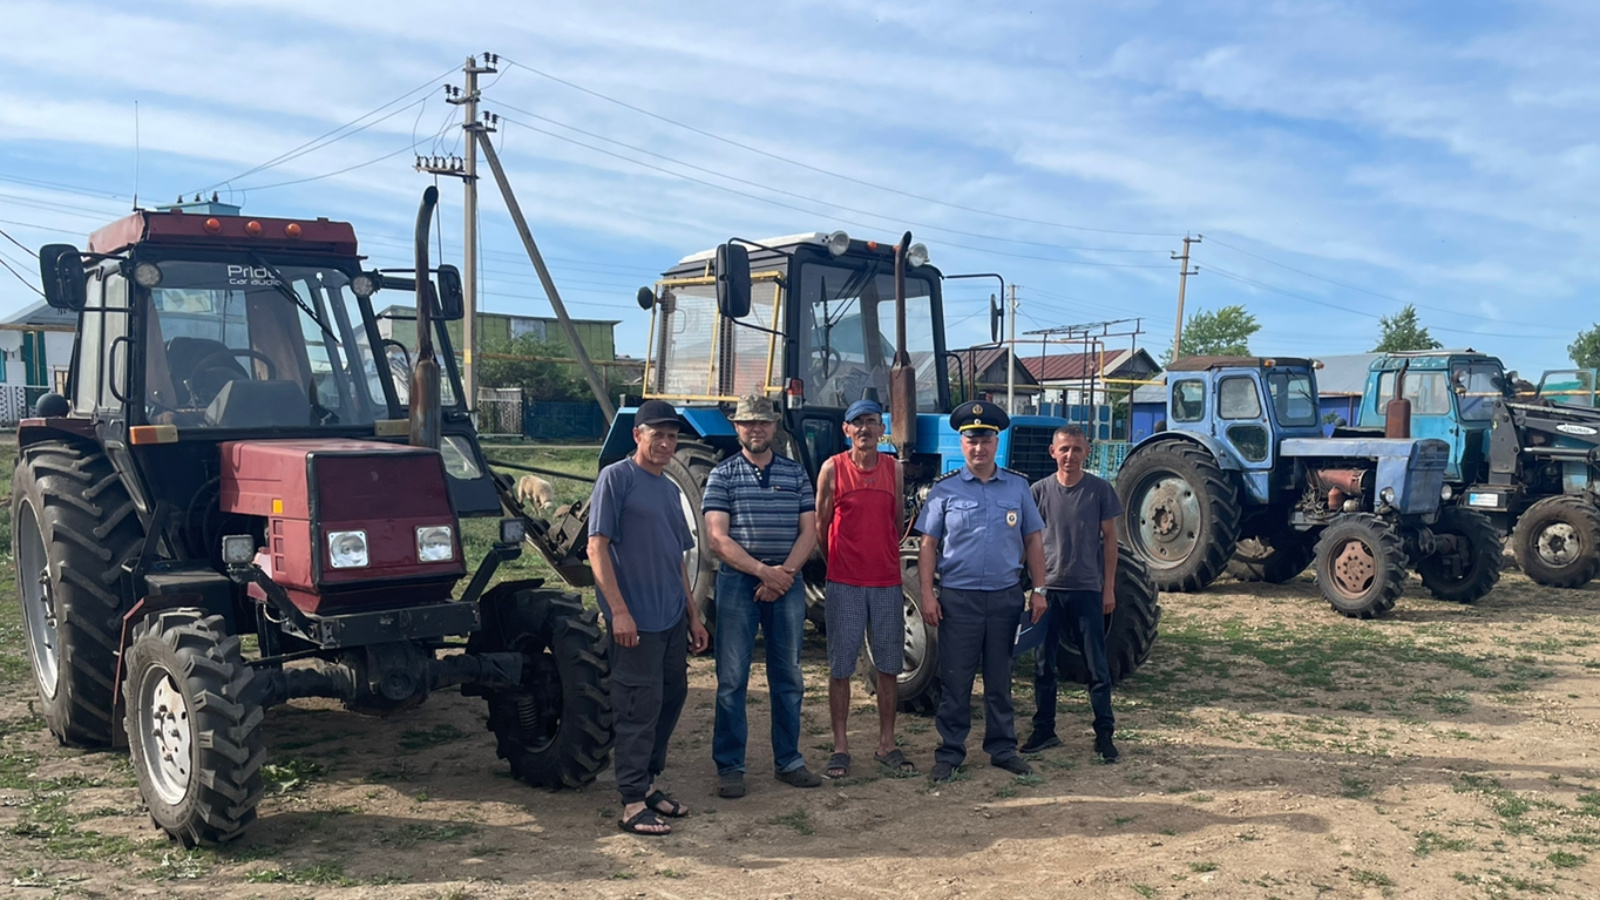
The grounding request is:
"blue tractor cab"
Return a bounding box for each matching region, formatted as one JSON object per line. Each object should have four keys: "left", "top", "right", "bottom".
{"left": 1119, "top": 356, "right": 1500, "bottom": 618}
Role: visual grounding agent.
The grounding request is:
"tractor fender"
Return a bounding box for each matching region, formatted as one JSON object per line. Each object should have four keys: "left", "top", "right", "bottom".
{"left": 1125, "top": 431, "right": 1241, "bottom": 472}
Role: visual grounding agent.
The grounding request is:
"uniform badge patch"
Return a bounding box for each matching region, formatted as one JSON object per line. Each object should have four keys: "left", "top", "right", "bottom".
{"left": 1006, "top": 509, "right": 1018, "bottom": 527}
{"left": 972, "top": 404, "right": 983, "bottom": 415}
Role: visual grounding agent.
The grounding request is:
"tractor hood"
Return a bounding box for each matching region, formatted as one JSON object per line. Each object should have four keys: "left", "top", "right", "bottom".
{"left": 219, "top": 439, "right": 465, "bottom": 607}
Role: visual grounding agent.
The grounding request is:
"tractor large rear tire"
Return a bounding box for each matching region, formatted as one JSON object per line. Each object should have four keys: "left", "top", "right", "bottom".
{"left": 1418, "top": 507, "right": 1503, "bottom": 602}
{"left": 1511, "top": 495, "right": 1600, "bottom": 588}
{"left": 1313, "top": 514, "right": 1407, "bottom": 619}
{"left": 13, "top": 440, "right": 145, "bottom": 747}
{"left": 123, "top": 610, "right": 264, "bottom": 847}
{"left": 1227, "top": 529, "right": 1316, "bottom": 584}
{"left": 1058, "top": 546, "right": 1161, "bottom": 686}
{"left": 1117, "top": 441, "right": 1242, "bottom": 593}
{"left": 663, "top": 439, "right": 721, "bottom": 629}
{"left": 470, "top": 585, "right": 613, "bottom": 789}
{"left": 860, "top": 562, "right": 941, "bottom": 715}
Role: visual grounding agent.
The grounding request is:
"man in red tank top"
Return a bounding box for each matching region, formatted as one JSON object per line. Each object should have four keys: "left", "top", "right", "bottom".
{"left": 814, "top": 399, "right": 916, "bottom": 778}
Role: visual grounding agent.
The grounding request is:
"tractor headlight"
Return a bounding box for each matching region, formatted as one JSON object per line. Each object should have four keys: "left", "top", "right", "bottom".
{"left": 500, "top": 517, "right": 526, "bottom": 545}
{"left": 1380, "top": 486, "right": 1396, "bottom": 505}
{"left": 1441, "top": 484, "right": 1454, "bottom": 502}
{"left": 133, "top": 262, "right": 164, "bottom": 288}
{"left": 221, "top": 534, "right": 255, "bottom": 565}
{"left": 351, "top": 273, "right": 377, "bottom": 298}
{"left": 907, "top": 242, "right": 930, "bottom": 267}
{"left": 826, "top": 230, "right": 850, "bottom": 256}
{"left": 416, "top": 525, "right": 455, "bottom": 562}
{"left": 327, "top": 530, "right": 369, "bottom": 568}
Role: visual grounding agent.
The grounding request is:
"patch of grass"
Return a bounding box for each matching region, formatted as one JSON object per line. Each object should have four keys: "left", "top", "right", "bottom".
{"left": 1338, "top": 774, "right": 1372, "bottom": 799}
{"left": 1131, "top": 884, "right": 1158, "bottom": 898}
{"left": 378, "top": 822, "right": 481, "bottom": 848}
{"left": 399, "top": 723, "right": 470, "bottom": 751}
{"left": 244, "top": 861, "right": 357, "bottom": 887}
{"left": 769, "top": 808, "right": 815, "bottom": 835}
{"left": 1547, "top": 850, "right": 1586, "bottom": 868}
{"left": 1188, "top": 861, "right": 1218, "bottom": 873}
{"left": 261, "top": 757, "right": 323, "bottom": 794}
{"left": 1348, "top": 869, "right": 1393, "bottom": 887}
{"left": 138, "top": 849, "right": 213, "bottom": 881}
{"left": 1414, "top": 830, "right": 1474, "bottom": 856}
{"left": 993, "top": 784, "right": 1017, "bottom": 798}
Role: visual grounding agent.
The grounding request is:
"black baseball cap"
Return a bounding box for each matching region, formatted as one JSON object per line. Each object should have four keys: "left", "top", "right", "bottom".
{"left": 634, "top": 399, "right": 681, "bottom": 428}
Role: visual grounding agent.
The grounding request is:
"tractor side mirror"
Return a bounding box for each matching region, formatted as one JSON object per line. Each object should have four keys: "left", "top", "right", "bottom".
{"left": 39, "top": 244, "right": 87, "bottom": 312}
{"left": 435, "top": 265, "right": 464, "bottom": 320}
{"left": 715, "top": 242, "right": 751, "bottom": 319}
{"left": 636, "top": 286, "right": 655, "bottom": 310}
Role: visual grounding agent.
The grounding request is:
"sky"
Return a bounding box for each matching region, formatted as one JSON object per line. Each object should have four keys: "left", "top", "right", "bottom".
{"left": 1, "top": 0, "right": 1596, "bottom": 379}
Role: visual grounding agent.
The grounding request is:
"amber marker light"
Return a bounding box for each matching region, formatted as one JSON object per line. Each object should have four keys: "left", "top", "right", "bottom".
{"left": 203, "top": 217, "right": 222, "bottom": 233}
{"left": 245, "top": 220, "right": 263, "bottom": 236}
{"left": 284, "top": 222, "right": 303, "bottom": 238}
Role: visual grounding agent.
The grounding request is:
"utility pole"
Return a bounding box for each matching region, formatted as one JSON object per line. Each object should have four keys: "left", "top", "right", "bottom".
{"left": 1006, "top": 284, "right": 1019, "bottom": 413}
{"left": 449, "top": 53, "right": 498, "bottom": 414}
{"left": 1171, "top": 234, "right": 1201, "bottom": 363}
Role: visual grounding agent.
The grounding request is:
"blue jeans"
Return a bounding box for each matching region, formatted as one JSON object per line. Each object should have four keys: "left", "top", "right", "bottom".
{"left": 1032, "top": 589, "right": 1114, "bottom": 737}
{"left": 713, "top": 568, "right": 807, "bottom": 776}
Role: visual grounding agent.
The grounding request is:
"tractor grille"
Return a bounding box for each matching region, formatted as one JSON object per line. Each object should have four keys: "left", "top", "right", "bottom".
{"left": 1006, "top": 425, "right": 1056, "bottom": 483}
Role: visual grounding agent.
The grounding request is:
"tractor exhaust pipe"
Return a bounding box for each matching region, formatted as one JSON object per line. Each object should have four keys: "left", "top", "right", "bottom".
{"left": 410, "top": 186, "right": 442, "bottom": 449}
{"left": 1385, "top": 360, "right": 1412, "bottom": 440}
{"left": 889, "top": 231, "right": 917, "bottom": 461}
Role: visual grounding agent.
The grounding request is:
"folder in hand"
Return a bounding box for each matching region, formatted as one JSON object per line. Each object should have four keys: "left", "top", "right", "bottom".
{"left": 1012, "top": 599, "right": 1050, "bottom": 658}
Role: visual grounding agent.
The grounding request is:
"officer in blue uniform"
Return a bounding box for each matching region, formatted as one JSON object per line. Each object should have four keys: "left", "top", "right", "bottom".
{"left": 916, "top": 401, "right": 1049, "bottom": 783}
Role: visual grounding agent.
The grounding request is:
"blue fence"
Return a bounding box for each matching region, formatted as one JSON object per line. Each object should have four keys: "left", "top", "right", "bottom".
{"left": 523, "top": 401, "right": 608, "bottom": 442}
{"left": 1090, "top": 441, "right": 1130, "bottom": 482}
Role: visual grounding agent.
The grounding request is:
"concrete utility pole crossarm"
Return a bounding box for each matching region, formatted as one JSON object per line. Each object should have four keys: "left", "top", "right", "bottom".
{"left": 1171, "top": 235, "right": 1200, "bottom": 363}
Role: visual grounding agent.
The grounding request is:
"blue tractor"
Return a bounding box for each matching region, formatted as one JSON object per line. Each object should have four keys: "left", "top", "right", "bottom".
{"left": 580, "top": 231, "right": 1161, "bottom": 711}
{"left": 1118, "top": 356, "right": 1502, "bottom": 618}
{"left": 1344, "top": 352, "right": 1600, "bottom": 588}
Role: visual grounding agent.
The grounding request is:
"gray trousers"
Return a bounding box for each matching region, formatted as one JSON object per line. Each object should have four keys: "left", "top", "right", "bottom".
{"left": 610, "top": 615, "right": 689, "bottom": 805}
{"left": 934, "top": 585, "right": 1022, "bottom": 767}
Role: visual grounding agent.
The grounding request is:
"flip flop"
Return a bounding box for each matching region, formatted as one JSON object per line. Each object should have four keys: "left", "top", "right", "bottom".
{"left": 825, "top": 752, "right": 851, "bottom": 779}
{"left": 618, "top": 807, "right": 671, "bottom": 836}
{"left": 646, "top": 789, "right": 689, "bottom": 818}
{"left": 874, "top": 748, "right": 918, "bottom": 776}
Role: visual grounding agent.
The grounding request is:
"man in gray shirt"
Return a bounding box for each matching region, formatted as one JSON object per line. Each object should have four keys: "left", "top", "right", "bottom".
{"left": 1022, "top": 425, "right": 1124, "bottom": 762}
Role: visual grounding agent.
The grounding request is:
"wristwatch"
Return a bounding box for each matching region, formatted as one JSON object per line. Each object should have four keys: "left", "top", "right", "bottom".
{"left": 1030, "top": 587, "right": 1047, "bottom": 597}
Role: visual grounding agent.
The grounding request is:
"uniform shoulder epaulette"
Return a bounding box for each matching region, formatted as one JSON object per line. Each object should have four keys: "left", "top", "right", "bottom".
{"left": 933, "top": 468, "right": 961, "bottom": 483}
{"left": 1002, "top": 466, "right": 1029, "bottom": 479}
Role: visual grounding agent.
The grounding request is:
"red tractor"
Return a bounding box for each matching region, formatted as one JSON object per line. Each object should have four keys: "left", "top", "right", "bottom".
{"left": 16, "top": 189, "right": 611, "bottom": 845}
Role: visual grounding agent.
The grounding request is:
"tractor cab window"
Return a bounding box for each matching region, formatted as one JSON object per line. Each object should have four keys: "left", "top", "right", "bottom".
{"left": 1374, "top": 370, "right": 1450, "bottom": 418}
{"left": 373, "top": 305, "right": 460, "bottom": 409}
{"left": 141, "top": 260, "right": 390, "bottom": 429}
{"left": 1171, "top": 380, "right": 1205, "bottom": 422}
{"left": 1451, "top": 361, "right": 1506, "bottom": 420}
{"left": 1266, "top": 371, "right": 1319, "bottom": 427}
{"left": 1217, "top": 376, "right": 1262, "bottom": 419}
{"left": 1538, "top": 369, "right": 1597, "bottom": 407}
{"left": 798, "top": 260, "right": 940, "bottom": 411}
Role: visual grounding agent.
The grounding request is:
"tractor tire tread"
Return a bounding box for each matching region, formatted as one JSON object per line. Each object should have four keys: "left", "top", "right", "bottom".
{"left": 1511, "top": 495, "right": 1600, "bottom": 589}
{"left": 1059, "top": 545, "right": 1162, "bottom": 685}
{"left": 1418, "top": 507, "right": 1502, "bottom": 603}
{"left": 1117, "top": 441, "right": 1242, "bottom": 593}
{"left": 1313, "top": 514, "right": 1407, "bottom": 619}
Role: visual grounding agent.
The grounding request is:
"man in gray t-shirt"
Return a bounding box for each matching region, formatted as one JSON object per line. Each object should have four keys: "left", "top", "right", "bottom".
{"left": 1021, "top": 425, "right": 1125, "bottom": 763}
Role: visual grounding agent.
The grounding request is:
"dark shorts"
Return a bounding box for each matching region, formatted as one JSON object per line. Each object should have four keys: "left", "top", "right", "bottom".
{"left": 824, "top": 581, "right": 904, "bottom": 679}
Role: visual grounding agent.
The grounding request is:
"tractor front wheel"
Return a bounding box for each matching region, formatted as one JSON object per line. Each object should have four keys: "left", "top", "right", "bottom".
{"left": 1511, "top": 495, "right": 1600, "bottom": 588}
{"left": 124, "top": 610, "right": 264, "bottom": 847}
{"left": 1313, "top": 514, "right": 1408, "bottom": 619}
{"left": 1417, "top": 507, "right": 1503, "bottom": 602}
{"left": 663, "top": 439, "right": 721, "bottom": 630}
{"left": 470, "top": 585, "right": 613, "bottom": 789}
{"left": 1057, "top": 545, "right": 1162, "bottom": 686}
{"left": 1117, "top": 441, "right": 1242, "bottom": 593}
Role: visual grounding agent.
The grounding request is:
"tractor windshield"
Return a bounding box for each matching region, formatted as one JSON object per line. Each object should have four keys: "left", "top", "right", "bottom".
{"left": 798, "top": 260, "right": 940, "bottom": 411}
{"left": 141, "top": 260, "right": 391, "bottom": 429}
{"left": 1451, "top": 361, "right": 1506, "bottom": 420}
{"left": 1266, "top": 371, "right": 1319, "bottom": 427}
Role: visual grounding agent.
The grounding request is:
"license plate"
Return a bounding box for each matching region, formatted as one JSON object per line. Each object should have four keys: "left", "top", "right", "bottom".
{"left": 1466, "top": 492, "right": 1500, "bottom": 509}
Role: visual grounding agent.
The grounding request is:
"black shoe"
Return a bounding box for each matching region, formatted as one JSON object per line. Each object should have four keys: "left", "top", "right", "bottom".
{"left": 928, "top": 761, "right": 957, "bottom": 784}
{"left": 991, "top": 755, "right": 1033, "bottom": 776}
{"left": 1020, "top": 731, "right": 1061, "bottom": 754}
{"left": 1095, "top": 734, "right": 1120, "bottom": 763}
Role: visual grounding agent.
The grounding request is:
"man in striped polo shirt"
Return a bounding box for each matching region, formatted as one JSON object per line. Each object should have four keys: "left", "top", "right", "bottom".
{"left": 703, "top": 394, "right": 822, "bottom": 799}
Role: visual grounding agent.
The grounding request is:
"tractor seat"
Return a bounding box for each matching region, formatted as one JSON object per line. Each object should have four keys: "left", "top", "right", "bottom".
{"left": 166, "top": 337, "right": 248, "bottom": 406}
{"left": 203, "top": 379, "right": 309, "bottom": 428}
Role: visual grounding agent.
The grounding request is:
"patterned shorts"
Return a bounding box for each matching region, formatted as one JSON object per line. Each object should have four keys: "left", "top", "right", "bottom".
{"left": 824, "top": 581, "right": 905, "bottom": 679}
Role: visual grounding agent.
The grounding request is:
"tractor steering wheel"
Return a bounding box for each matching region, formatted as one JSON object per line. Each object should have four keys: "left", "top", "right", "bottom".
{"left": 812, "top": 347, "right": 843, "bottom": 378}
{"left": 188, "top": 348, "right": 278, "bottom": 406}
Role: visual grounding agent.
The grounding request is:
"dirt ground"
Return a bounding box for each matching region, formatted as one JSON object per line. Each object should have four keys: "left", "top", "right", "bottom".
{"left": 6, "top": 559, "right": 1600, "bottom": 899}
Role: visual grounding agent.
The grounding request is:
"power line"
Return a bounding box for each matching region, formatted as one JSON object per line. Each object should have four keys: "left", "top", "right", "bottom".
{"left": 0, "top": 253, "right": 43, "bottom": 298}
{"left": 501, "top": 57, "right": 1182, "bottom": 239}
{"left": 0, "top": 227, "right": 37, "bottom": 258}
{"left": 191, "top": 66, "right": 459, "bottom": 195}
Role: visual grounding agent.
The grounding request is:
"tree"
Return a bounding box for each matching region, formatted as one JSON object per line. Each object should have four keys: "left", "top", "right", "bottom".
{"left": 1164, "top": 305, "right": 1260, "bottom": 364}
{"left": 1570, "top": 324, "right": 1600, "bottom": 370}
{"left": 476, "top": 334, "right": 583, "bottom": 401}
{"left": 1372, "top": 304, "right": 1442, "bottom": 352}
